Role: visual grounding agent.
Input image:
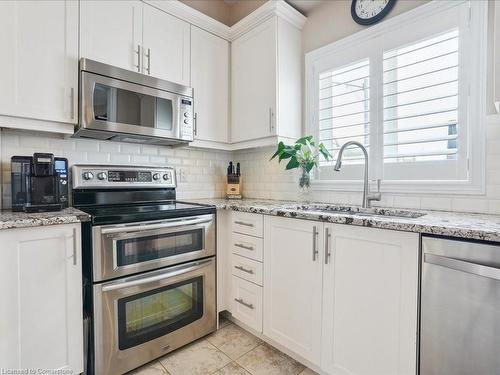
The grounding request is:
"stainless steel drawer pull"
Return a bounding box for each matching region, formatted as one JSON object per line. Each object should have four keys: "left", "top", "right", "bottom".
{"left": 234, "top": 243, "right": 254, "bottom": 251}
{"left": 234, "top": 265, "right": 254, "bottom": 274}
{"left": 234, "top": 220, "right": 254, "bottom": 227}
{"left": 234, "top": 298, "right": 254, "bottom": 309}
{"left": 424, "top": 253, "right": 500, "bottom": 281}
{"left": 312, "top": 225, "right": 319, "bottom": 261}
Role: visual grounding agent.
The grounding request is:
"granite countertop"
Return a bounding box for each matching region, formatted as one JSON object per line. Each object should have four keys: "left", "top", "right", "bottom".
{"left": 189, "top": 198, "right": 500, "bottom": 243}
{"left": 0, "top": 207, "right": 91, "bottom": 230}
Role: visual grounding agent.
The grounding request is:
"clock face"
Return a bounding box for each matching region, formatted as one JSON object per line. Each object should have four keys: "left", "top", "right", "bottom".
{"left": 351, "top": 0, "right": 396, "bottom": 25}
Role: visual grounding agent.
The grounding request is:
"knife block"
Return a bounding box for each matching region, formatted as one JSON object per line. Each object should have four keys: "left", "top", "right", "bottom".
{"left": 226, "top": 174, "right": 242, "bottom": 199}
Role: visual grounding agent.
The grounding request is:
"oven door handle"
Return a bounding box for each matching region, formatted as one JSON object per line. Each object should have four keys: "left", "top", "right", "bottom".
{"left": 100, "top": 216, "right": 212, "bottom": 235}
{"left": 101, "top": 258, "right": 213, "bottom": 292}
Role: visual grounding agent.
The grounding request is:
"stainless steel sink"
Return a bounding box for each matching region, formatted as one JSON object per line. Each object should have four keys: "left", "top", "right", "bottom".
{"left": 292, "top": 204, "right": 426, "bottom": 219}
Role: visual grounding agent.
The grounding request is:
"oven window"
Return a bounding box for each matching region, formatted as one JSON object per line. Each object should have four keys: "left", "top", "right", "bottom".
{"left": 93, "top": 83, "right": 173, "bottom": 130}
{"left": 117, "top": 276, "right": 203, "bottom": 350}
{"left": 116, "top": 228, "right": 204, "bottom": 267}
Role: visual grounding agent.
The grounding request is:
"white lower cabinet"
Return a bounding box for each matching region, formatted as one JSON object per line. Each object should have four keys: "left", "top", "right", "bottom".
{"left": 0, "top": 224, "right": 83, "bottom": 373}
{"left": 321, "top": 224, "right": 419, "bottom": 375}
{"left": 263, "top": 216, "right": 323, "bottom": 367}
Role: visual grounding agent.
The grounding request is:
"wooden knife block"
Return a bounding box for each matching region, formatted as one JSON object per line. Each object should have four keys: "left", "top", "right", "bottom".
{"left": 226, "top": 174, "right": 241, "bottom": 198}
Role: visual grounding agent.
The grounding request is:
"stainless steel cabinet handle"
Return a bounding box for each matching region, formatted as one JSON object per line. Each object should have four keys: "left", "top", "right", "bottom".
{"left": 135, "top": 44, "right": 141, "bottom": 72}
{"left": 70, "top": 87, "right": 75, "bottom": 120}
{"left": 312, "top": 225, "right": 319, "bottom": 261}
{"left": 234, "top": 220, "right": 254, "bottom": 227}
{"left": 194, "top": 112, "right": 198, "bottom": 136}
{"left": 269, "top": 108, "right": 275, "bottom": 133}
{"left": 234, "top": 243, "right": 254, "bottom": 251}
{"left": 234, "top": 298, "right": 254, "bottom": 309}
{"left": 146, "top": 48, "right": 151, "bottom": 74}
{"left": 234, "top": 265, "right": 254, "bottom": 274}
{"left": 324, "top": 227, "right": 331, "bottom": 264}
{"left": 72, "top": 228, "right": 77, "bottom": 266}
{"left": 424, "top": 253, "right": 500, "bottom": 281}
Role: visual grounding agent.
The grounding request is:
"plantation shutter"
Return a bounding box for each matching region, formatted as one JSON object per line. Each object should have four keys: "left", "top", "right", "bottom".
{"left": 382, "top": 29, "right": 460, "bottom": 163}
{"left": 318, "top": 58, "right": 370, "bottom": 165}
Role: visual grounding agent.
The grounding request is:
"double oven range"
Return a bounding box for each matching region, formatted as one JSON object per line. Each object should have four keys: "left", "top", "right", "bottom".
{"left": 73, "top": 165, "right": 216, "bottom": 375}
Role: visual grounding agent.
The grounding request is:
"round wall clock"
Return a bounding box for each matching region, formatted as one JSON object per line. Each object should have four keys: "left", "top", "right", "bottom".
{"left": 351, "top": 0, "right": 397, "bottom": 26}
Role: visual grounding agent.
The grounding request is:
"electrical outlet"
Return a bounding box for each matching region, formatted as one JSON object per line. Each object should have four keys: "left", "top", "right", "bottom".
{"left": 177, "top": 168, "right": 187, "bottom": 182}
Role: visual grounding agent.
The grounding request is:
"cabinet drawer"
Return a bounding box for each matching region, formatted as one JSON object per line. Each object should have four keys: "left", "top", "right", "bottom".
{"left": 231, "top": 232, "right": 263, "bottom": 261}
{"left": 231, "top": 254, "right": 263, "bottom": 286}
{"left": 231, "top": 212, "right": 263, "bottom": 237}
{"left": 231, "top": 275, "right": 263, "bottom": 332}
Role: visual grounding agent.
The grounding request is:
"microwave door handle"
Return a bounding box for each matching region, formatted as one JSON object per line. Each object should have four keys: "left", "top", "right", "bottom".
{"left": 101, "top": 258, "right": 213, "bottom": 292}
{"left": 100, "top": 216, "right": 213, "bottom": 235}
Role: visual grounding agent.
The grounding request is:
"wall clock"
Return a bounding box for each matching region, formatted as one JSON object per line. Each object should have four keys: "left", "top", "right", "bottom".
{"left": 351, "top": 0, "right": 397, "bottom": 26}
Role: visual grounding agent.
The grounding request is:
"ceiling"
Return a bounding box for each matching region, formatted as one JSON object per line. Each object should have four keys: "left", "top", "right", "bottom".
{"left": 286, "top": 0, "right": 324, "bottom": 15}
{"left": 223, "top": 0, "right": 324, "bottom": 16}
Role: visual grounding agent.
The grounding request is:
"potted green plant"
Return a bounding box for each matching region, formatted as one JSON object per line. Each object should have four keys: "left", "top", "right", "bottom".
{"left": 270, "top": 136, "right": 333, "bottom": 190}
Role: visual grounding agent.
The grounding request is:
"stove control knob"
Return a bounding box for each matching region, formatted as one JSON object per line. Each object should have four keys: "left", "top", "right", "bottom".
{"left": 153, "top": 173, "right": 160, "bottom": 181}
{"left": 163, "top": 173, "right": 171, "bottom": 181}
{"left": 97, "top": 172, "right": 107, "bottom": 181}
{"left": 83, "top": 172, "right": 94, "bottom": 181}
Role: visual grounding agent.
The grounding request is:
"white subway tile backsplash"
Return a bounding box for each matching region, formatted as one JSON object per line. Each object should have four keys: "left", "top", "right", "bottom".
{"left": 120, "top": 143, "right": 141, "bottom": 154}
{"left": 0, "top": 129, "right": 227, "bottom": 208}
{"left": 110, "top": 153, "right": 131, "bottom": 164}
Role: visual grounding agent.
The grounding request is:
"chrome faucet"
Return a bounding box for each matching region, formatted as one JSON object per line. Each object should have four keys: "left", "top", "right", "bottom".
{"left": 334, "top": 141, "right": 381, "bottom": 208}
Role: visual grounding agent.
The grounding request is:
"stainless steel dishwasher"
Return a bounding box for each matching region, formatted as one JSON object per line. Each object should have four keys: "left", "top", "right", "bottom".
{"left": 421, "top": 236, "right": 500, "bottom": 375}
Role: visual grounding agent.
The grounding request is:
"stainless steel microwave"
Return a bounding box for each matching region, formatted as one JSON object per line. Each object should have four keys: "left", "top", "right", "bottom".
{"left": 74, "top": 58, "right": 194, "bottom": 146}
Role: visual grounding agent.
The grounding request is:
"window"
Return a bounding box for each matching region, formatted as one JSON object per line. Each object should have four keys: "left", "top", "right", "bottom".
{"left": 307, "top": 1, "right": 487, "bottom": 194}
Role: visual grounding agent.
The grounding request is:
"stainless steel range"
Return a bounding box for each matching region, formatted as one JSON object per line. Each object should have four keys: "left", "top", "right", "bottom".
{"left": 72, "top": 165, "right": 216, "bottom": 375}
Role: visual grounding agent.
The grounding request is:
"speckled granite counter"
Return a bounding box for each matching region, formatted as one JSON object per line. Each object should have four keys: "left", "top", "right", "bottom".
{"left": 0, "top": 207, "right": 91, "bottom": 230}
{"left": 187, "top": 198, "right": 500, "bottom": 243}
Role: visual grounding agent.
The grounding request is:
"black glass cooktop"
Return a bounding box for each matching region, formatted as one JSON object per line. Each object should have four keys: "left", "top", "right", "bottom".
{"left": 78, "top": 201, "right": 215, "bottom": 225}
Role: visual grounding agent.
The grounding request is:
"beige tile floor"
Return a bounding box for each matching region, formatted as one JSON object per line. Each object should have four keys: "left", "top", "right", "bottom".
{"left": 127, "top": 317, "right": 318, "bottom": 375}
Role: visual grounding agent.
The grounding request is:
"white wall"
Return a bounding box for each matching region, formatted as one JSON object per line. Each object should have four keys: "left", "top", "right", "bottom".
{"left": 1, "top": 129, "right": 230, "bottom": 208}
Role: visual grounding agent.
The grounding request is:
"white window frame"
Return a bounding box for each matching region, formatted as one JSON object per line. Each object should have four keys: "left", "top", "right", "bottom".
{"left": 305, "top": 0, "right": 488, "bottom": 195}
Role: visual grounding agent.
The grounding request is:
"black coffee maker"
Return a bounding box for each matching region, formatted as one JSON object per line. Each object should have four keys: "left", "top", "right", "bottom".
{"left": 11, "top": 153, "right": 69, "bottom": 212}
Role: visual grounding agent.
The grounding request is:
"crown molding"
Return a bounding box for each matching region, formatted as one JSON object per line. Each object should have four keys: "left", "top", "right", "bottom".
{"left": 143, "top": 0, "right": 233, "bottom": 40}
{"left": 230, "top": 0, "right": 306, "bottom": 40}
{"left": 143, "top": 0, "right": 306, "bottom": 42}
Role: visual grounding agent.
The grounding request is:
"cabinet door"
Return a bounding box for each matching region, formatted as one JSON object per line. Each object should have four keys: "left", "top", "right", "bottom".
{"left": 231, "top": 17, "right": 277, "bottom": 143}
{"left": 80, "top": 0, "right": 142, "bottom": 72}
{"left": 143, "top": 4, "right": 190, "bottom": 85}
{"left": 0, "top": 224, "right": 83, "bottom": 373}
{"left": 191, "top": 26, "right": 229, "bottom": 143}
{"left": 0, "top": 0, "right": 78, "bottom": 124}
{"left": 321, "top": 224, "right": 418, "bottom": 375}
{"left": 263, "top": 216, "right": 323, "bottom": 366}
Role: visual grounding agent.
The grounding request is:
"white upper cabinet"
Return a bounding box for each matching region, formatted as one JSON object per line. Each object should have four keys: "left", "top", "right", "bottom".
{"left": 231, "top": 14, "right": 303, "bottom": 146}
{"left": 0, "top": 224, "right": 83, "bottom": 373}
{"left": 263, "top": 216, "right": 323, "bottom": 367}
{"left": 191, "top": 26, "right": 229, "bottom": 144}
{"left": 231, "top": 17, "right": 277, "bottom": 143}
{"left": 321, "top": 224, "right": 419, "bottom": 375}
{"left": 80, "top": 0, "right": 143, "bottom": 73}
{"left": 0, "top": 0, "right": 78, "bottom": 125}
{"left": 143, "top": 4, "right": 191, "bottom": 85}
{"left": 80, "top": 1, "right": 190, "bottom": 85}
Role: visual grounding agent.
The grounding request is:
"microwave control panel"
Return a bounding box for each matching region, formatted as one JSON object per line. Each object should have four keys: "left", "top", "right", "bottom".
{"left": 72, "top": 165, "right": 176, "bottom": 189}
{"left": 180, "top": 98, "right": 194, "bottom": 141}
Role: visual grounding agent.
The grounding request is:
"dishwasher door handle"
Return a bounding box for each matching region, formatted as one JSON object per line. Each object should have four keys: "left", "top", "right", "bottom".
{"left": 424, "top": 253, "right": 500, "bottom": 281}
